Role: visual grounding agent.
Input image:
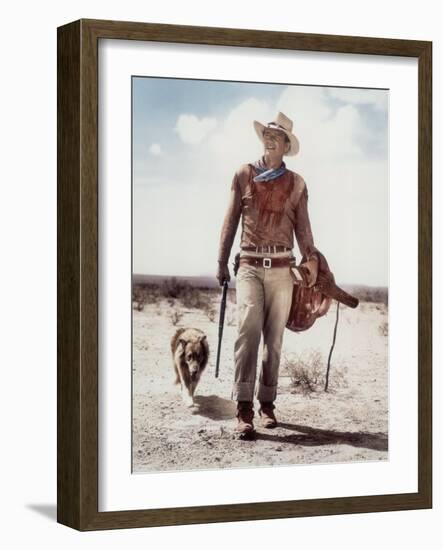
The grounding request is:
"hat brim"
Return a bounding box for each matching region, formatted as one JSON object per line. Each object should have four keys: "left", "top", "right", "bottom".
{"left": 253, "top": 120, "right": 299, "bottom": 157}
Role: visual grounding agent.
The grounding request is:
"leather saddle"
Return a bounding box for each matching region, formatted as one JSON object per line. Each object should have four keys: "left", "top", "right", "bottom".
{"left": 286, "top": 250, "right": 359, "bottom": 332}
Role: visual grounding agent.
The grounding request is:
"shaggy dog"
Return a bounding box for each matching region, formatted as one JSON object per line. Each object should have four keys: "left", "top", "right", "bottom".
{"left": 171, "top": 328, "right": 209, "bottom": 406}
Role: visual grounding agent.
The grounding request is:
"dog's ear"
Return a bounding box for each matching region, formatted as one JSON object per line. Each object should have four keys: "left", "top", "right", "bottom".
{"left": 198, "top": 334, "right": 207, "bottom": 342}
{"left": 178, "top": 338, "right": 187, "bottom": 349}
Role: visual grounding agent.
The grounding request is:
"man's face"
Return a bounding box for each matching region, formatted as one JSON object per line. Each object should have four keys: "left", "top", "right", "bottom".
{"left": 263, "top": 128, "right": 289, "bottom": 156}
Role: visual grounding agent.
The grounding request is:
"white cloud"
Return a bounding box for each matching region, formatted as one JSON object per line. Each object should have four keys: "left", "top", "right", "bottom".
{"left": 148, "top": 143, "right": 162, "bottom": 156}
{"left": 278, "top": 86, "right": 333, "bottom": 126}
{"left": 207, "top": 97, "right": 273, "bottom": 173}
{"left": 174, "top": 114, "right": 217, "bottom": 144}
{"left": 277, "top": 86, "right": 362, "bottom": 161}
{"left": 327, "top": 87, "right": 388, "bottom": 111}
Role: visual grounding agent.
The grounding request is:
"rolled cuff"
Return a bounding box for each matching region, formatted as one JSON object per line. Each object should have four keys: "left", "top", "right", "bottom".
{"left": 231, "top": 381, "right": 255, "bottom": 402}
{"left": 256, "top": 383, "right": 278, "bottom": 403}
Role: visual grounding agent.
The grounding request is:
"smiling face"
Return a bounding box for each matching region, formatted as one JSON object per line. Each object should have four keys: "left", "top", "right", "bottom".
{"left": 263, "top": 128, "right": 290, "bottom": 157}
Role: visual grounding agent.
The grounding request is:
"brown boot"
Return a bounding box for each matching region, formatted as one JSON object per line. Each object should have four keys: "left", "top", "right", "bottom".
{"left": 258, "top": 402, "right": 278, "bottom": 428}
{"left": 235, "top": 401, "right": 256, "bottom": 440}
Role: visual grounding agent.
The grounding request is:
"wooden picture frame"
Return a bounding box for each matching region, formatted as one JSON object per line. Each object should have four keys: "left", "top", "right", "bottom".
{"left": 57, "top": 18, "right": 432, "bottom": 530}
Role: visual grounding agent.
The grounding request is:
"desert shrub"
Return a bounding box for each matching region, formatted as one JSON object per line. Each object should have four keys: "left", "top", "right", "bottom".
{"left": 181, "top": 287, "right": 208, "bottom": 310}
{"left": 204, "top": 305, "right": 217, "bottom": 323}
{"left": 159, "top": 278, "right": 208, "bottom": 310}
{"left": 285, "top": 350, "right": 324, "bottom": 395}
{"left": 136, "top": 279, "right": 233, "bottom": 315}
{"left": 378, "top": 321, "right": 388, "bottom": 337}
{"left": 284, "top": 350, "right": 348, "bottom": 395}
{"left": 169, "top": 309, "right": 183, "bottom": 326}
{"left": 132, "top": 286, "right": 146, "bottom": 311}
{"left": 133, "top": 283, "right": 163, "bottom": 309}
{"left": 350, "top": 286, "right": 388, "bottom": 306}
{"left": 161, "top": 277, "right": 189, "bottom": 299}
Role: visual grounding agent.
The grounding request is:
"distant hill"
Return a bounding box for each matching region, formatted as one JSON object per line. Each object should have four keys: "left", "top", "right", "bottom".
{"left": 133, "top": 274, "right": 388, "bottom": 304}
{"left": 343, "top": 284, "right": 388, "bottom": 305}
{"left": 133, "top": 273, "right": 219, "bottom": 289}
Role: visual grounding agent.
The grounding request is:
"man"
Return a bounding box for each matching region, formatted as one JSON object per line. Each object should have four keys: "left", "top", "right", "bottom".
{"left": 217, "top": 112, "right": 319, "bottom": 439}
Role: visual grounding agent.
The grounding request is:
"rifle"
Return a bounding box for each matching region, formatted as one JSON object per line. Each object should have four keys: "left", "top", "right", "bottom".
{"left": 215, "top": 280, "right": 228, "bottom": 378}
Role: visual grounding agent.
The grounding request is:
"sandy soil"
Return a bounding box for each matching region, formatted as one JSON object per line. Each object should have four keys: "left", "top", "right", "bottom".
{"left": 132, "top": 289, "right": 388, "bottom": 473}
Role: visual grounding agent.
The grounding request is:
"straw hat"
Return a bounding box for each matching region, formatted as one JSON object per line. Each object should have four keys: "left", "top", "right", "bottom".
{"left": 253, "top": 112, "right": 300, "bottom": 156}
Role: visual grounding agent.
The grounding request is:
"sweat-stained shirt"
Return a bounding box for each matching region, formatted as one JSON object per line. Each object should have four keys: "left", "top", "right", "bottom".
{"left": 218, "top": 161, "right": 318, "bottom": 265}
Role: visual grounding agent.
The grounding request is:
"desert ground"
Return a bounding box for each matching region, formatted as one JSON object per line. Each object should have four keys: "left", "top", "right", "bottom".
{"left": 132, "top": 280, "right": 388, "bottom": 473}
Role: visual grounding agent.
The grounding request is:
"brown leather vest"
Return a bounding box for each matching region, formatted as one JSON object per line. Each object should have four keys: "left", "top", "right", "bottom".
{"left": 218, "top": 163, "right": 317, "bottom": 264}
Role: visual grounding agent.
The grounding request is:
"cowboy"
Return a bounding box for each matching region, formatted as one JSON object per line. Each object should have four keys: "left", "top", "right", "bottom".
{"left": 217, "top": 112, "right": 319, "bottom": 439}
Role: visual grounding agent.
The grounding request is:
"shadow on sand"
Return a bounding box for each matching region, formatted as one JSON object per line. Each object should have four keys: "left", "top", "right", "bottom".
{"left": 256, "top": 422, "right": 388, "bottom": 452}
{"left": 191, "top": 397, "right": 387, "bottom": 452}
{"left": 193, "top": 394, "right": 236, "bottom": 420}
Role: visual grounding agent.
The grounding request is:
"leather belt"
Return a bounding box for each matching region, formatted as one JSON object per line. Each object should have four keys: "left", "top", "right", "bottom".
{"left": 242, "top": 245, "right": 291, "bottom": 254}
{"left": 239, "top": 256, "right": 295, "bottom": 269}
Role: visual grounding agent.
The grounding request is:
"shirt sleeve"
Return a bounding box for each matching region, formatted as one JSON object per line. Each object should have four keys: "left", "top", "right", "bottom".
{"left": 218, "top": 172, "right": 243, "bottom": 264}
{"left": 294, "top": 185, "right": 318, "bottom": 260}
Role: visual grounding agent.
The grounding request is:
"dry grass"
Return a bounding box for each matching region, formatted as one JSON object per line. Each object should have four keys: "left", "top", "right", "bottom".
{"left": 132, "top": 287, "right": 148, "bottom": 311}
{"left": 169, "top": 309, "right": 183, "bottom": 326}
{"left": 283, "top": 350, "right": 348, "bottom": 395}
{"left": 378, "top": 320, "right": 388, "bottom": 337}
{"left": 205, "top": 306, "right": 217, "bottom": 323}
{"left": 133, "top": 281, "right": 225, "bottom": 325}
{"left": 349, "top": 285, "right": 388, "bottom": 306}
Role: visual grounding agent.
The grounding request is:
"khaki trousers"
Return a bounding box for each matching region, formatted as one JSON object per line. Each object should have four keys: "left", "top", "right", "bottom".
{"left": 231, "top": 253, "right": 294, "bottom": 403}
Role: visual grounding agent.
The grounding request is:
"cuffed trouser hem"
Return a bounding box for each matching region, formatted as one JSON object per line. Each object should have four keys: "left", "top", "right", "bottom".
{"left": 231, "top": 382, "right": 255, "bottom": 402}
{"left": 256, "top": 383, "right": 278, "bottom": 403}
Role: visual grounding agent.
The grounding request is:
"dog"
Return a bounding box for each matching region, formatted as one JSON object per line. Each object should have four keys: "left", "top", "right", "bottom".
{"left": 171, "top": 328, "right": 209, "bottom": 407}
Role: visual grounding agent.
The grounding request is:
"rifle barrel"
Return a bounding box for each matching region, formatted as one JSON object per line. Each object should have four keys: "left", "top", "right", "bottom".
{"left": 215, "top": 281, "right": 228, "bottom": 378}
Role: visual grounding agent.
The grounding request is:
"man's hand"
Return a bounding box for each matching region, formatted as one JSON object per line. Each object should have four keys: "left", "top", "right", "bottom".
{"left": 303, "top": 256, "right": 319, "bottom": 287}
{"left": 216, "top": 262, "right": 231, "bottom": 286}
{"left": 292, "top": 256, "right": 319, "bottom": 288}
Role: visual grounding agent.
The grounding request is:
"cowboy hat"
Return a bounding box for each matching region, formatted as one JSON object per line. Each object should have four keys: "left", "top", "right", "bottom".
{"left": 253, "top": 112, "right": 300, "bottom": 156}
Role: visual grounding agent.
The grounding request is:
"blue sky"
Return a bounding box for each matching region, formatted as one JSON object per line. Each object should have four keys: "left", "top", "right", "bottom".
{"left": 132, "top": 77, "right": 282, "bottom": 151}
{"left": 132, "top": 76, "right": 389, "bottom": 286}
{"left": 132, "top": 78, "right": 284, "bottom": 187}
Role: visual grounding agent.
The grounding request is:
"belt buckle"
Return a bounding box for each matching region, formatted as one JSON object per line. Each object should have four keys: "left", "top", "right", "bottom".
{"left": 263, "top": 258, "right": 272, "bottom": 269}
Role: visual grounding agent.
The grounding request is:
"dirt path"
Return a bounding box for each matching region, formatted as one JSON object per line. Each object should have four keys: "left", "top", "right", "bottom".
{"left": 132, "top": 293, "right": 388, "bottom": 473}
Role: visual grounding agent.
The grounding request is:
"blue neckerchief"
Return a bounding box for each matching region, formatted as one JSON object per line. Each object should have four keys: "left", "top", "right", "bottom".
{"left": 252, "top": 157, "right": 287, "bottom": 183}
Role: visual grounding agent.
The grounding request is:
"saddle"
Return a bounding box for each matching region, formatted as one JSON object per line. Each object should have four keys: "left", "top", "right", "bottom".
{"left": 286, "top": 250, "right": 359, "bottom": 332}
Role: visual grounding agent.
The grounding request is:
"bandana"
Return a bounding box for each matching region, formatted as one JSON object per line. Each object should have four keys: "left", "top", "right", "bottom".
{"left": 252, "top": 157, "right": 287, "bottom": 183}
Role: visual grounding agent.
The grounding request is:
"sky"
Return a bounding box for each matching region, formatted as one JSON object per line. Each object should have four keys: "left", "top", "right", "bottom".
{"left": 132, "top": 77, "right": 389, "bottom": 286}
